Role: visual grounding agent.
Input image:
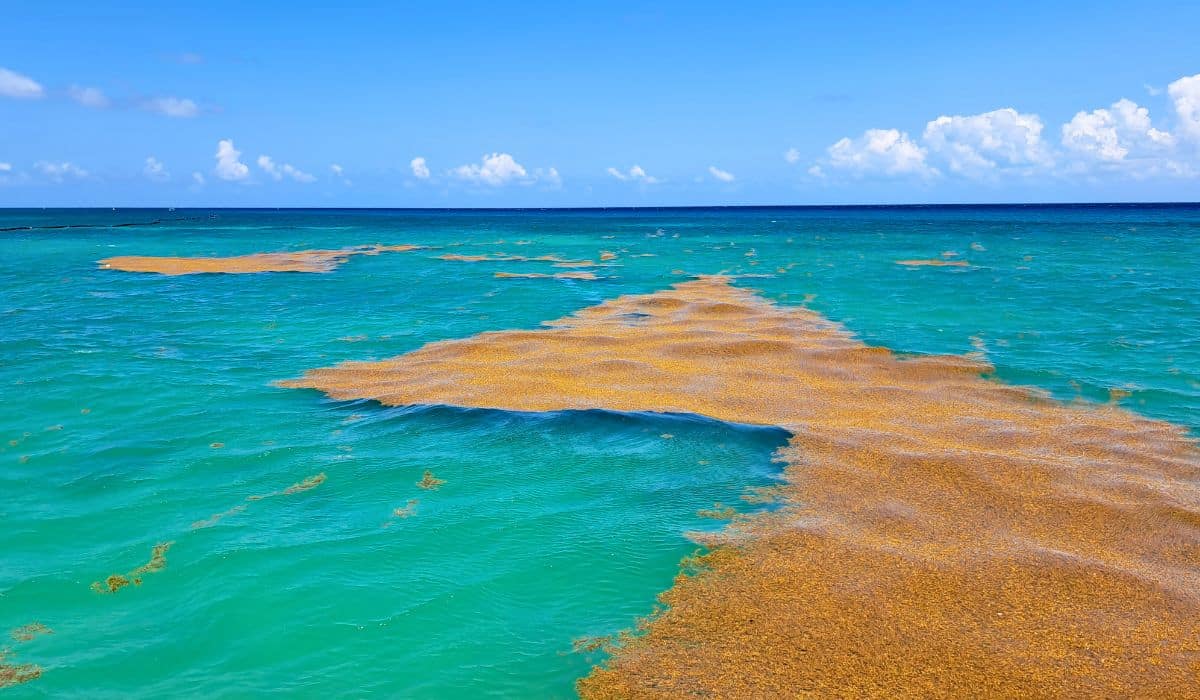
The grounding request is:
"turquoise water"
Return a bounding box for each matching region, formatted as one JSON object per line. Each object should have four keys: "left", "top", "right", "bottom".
{"left": 2, "top": 206, "right": 1198, "bottom": 697}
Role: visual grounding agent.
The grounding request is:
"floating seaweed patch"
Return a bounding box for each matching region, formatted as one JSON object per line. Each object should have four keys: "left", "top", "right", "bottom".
{"left": 191, "top": 504, "right": 247, "bottom": 530}
{"left": 92, "top": 542, "right": 173, "bottom": 594}
{"left": 696, "top": 503, "right": 736, "bottom": 520}
{"left": 392, "top": 499, "right": 419, "bottom": 519}
{"left": 281, "top": 472, "right": 326, "bottom": 496}
{"left": 9, "top": 624, "right": 51, "bottom": 644}
{"left": 895, "top": 258, "right": 971, "bottom": 267}
{"left": 0, "top": 650, "right": 42, "bottom": 689}
{"left": 417, "top": 470, "right": 445, "bottom": 490}
{"left": 97, "top": 244, "right": 423, "bottom": 275}
{"left": 279, "top": 276, "right": 1200, "bottom": 697}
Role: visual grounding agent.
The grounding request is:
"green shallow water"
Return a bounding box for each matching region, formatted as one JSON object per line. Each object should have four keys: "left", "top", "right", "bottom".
{"left": 1, "top": 206, "right": 1198, "bottom": 697}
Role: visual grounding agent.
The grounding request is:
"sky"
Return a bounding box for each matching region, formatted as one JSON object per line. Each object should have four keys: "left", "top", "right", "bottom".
{"left": 2, "top": 1, "right": 1199, "bottom": 207}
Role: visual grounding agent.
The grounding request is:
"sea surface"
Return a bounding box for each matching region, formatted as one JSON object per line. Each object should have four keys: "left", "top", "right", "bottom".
{"left": 1, "top": 205, "right": 1198, "bottom": 697}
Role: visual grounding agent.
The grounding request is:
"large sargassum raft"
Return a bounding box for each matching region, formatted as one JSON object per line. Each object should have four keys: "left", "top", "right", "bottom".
{"left": 280, "top": 276, "right": 1200, "bottom": 697}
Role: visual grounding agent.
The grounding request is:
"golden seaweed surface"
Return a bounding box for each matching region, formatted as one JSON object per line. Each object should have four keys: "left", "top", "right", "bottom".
{"left": 278, "top": 276, "right": 1200, "bottom": 696}
{"left": 97, "top": 244, "right": 423, "bottom": 275}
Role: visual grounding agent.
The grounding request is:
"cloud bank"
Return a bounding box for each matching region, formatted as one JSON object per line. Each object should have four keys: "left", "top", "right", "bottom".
{"left": 803, "top": 71, "right": 1200, "bottom": 182}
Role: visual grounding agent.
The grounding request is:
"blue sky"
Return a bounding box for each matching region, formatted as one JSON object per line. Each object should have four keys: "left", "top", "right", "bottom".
{"left": 2, "top": 1, "right": 1199, "bottom": 206}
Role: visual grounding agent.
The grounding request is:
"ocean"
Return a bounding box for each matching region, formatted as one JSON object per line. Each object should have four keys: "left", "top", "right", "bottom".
{"left": 2, "top": 205, "right": 1198, "bottom": 696}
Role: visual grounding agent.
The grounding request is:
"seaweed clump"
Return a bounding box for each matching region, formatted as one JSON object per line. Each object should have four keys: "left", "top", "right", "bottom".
{"left": 9, "top": 623, "right": 51, "bottom": 644}
{"left": 0, "top": 650, "right": 42, "bottom": 689}
{"left": 282, "top": 472, "right": 327, "bottom": 495}
{"left": 248, "top": 472, "right": 327, "bottom": 500}
{"left": 696, "top": 502, "right": 737, "bottom": 520}
{"left": 416, "top": 470, "right": 445, "bottom": 490}
{"left": 91, "top": 542, "right": 173, "bottom": 594}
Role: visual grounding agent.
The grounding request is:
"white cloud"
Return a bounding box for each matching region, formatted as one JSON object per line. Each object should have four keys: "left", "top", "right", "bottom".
{"left": 607, "top": 164, "right": 659, "bottom": 184}
{"left": 1168, "top": 73, "right": 1200, "bottom": 141}
{"left": 923, "top": 108, "right": 1051, "bottom": 177}
{"left": 35, "top": 161, "right": 88, "bottom": 182}
{"left": 143, "top": 96, "right": 199, "bottom": 118}
{"left": 256, "top": 155, "right": 315, "bottom": 183}
{"left": 67, "top": 85, "right": 110, "bottom": 109}
{"left": 535, "top": 166, "right": 562, "bottom": 188}
{"left": 824, "top": 128, "right": 936, "bottom": 177}
{"left": 0, "top": 163, "right": 11, "bottom": 172}
{"left": 257, "top": 155, "right": 281, "bottom": 180}
{"left": 451, "top": 153, "right": 530, "bottom": 186}
{"left": 1062, "top": 98, "right": 1173, "bottom": 162}
{"left": 214, "top": 139, "right": 249, "bottom": 181}
{"left": 192, "top": 171, "right": 206, "bottom": 186}
{"left": 281, "top": 163, "right": 315, "bottom": 183}
{"left": 784, "top": 148, "right": 801, "bottom": 164}
{"left": 410, "top": 156, "right": 430, "bottom": 179}
{"left": 330, "top": 163, "right": 352, "bottom": 185}
{"left": 0, "top": 67, "right": 44, "bottom": 99}
{"left": 708, "top": 165, "right": 735, "bottom": 182}
{"left": 143, "top": 156, "right": 169, "bottom": 182}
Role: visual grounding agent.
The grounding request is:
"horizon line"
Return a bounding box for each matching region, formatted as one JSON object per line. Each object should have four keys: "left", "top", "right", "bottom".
{"left": 3, "top": 201, "right": 1200, "bottom": 212}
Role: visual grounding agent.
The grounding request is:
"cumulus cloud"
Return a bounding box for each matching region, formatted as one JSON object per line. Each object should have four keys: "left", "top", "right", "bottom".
{"left": 67, "top": 85, "right": 110, "bottom": 109}
{"left": 607, "top": 165, "right": 659, "bottom": 184}
{"left": 143, "top": 96, "right": 199, "bottom": 118}
{"left": 257, "top": 155, "right": 315, "bottom": 183}
{"left": 708, "top": 165, "right": 736, "bottom": 182}
{"left": 214, "top": 139, "right": 249, "bottom": 181}
{"left": 0, "top": 67, "right": 44, "bottom": 99}
{"left": 784, "top": 148, "right": 801, "bottom": 164}
{"left": 451, "top": 153, "right": 530, "bottom": 186}
{"left": 35, "top": 161, "right": 88, "bottom": 182}
{"left": 410, "top": 156, "right": 430, "bottom": 179}
{"left": 1062, "top": 98, "right": 1173, "bottom": 162}
{"left": 810, "top": 71, "right": 1200, "bottom": 181}
{"left": 1169, "top": 73, "right": 1200, "bottom": 141}
{"left": 923, "top": 108, "right": 1051, "bottom": 176}
{"left": 144, "top": 156, "right": 169, "bottom": 181}
{"left": 824, "top": 129, "right": 936, "bottom": 177}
